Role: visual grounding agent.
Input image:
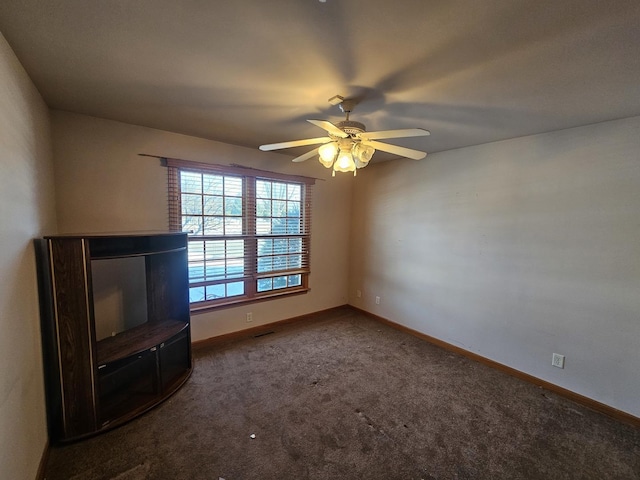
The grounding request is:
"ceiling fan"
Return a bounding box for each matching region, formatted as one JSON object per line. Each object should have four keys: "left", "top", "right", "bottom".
{"left": 259, "top": 95, "right": 430, "bottom": 176}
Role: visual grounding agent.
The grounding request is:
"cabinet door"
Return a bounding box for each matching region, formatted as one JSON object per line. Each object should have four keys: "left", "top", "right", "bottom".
{"left": 98, "top": 348, "right": 160, "bottom": 426}
{"left": 159, "top": 331, "right": 191, "bottom": 393}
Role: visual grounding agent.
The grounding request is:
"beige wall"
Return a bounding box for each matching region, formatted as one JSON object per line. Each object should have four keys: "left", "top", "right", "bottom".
{"left": 0, "top": 33, "right": 56, "bottom": 479}
{"left": 349, "top": 115, "right": 640, "bottom": 417}
{"left": 51, "top": 111, "right": 352, "bottom": 340}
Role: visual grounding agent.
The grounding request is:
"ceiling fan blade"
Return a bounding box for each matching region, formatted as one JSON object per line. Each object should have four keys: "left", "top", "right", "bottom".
{"left": 358, "top": 128, "right": 430, "bottom": 141}
{"left": 291, "top": 147, "right": 320, "bottom": 163}
{"left": 365, "top": 140, "right": 427, "bottom": 160}
{"left": 307, "top": 119, "right": 348, "bottom": 138}
{"left": 259, "top": 136, "right": 331, "bottom": 151}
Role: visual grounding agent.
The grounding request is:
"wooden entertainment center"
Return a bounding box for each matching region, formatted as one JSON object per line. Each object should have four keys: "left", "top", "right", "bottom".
{"left": 36, "top": 232, "right": 192, "bottom": 442}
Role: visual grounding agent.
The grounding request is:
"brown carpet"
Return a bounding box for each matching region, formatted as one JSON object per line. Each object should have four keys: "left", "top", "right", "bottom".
{"left": 43, "top": 307, "right": 640, "bottom": 479}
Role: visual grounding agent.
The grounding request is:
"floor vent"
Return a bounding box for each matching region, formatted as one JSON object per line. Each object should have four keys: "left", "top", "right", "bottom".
{"left": 253, "top": 331, "right": 275, "bottom": 338}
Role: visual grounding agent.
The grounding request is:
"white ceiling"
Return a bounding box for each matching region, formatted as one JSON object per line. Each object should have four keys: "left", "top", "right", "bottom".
{"left": 1, "top": 0, "right": 639, "bottom": 161}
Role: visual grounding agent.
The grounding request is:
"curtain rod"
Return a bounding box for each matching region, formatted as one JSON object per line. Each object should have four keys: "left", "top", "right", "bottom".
{"left": 138, "top": 153, "right": 325, "bottom": 182}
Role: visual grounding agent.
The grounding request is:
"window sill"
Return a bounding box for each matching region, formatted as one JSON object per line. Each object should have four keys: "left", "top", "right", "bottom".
{"left": 189, "top": 287, "right": 310, "bottom": 315}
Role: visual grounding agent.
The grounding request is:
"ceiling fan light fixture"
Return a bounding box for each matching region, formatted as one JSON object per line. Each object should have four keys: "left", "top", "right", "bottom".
{"left": 318, "top": 142, "right": 338, "bottom": 167}
{"left": 353, "top": 143, "right": 375, "bottom": 168}
{"left": 317, "top": 139, "right": 376, "bottom": 172}
{"left": 333, "top": 149, "right": 356, "bottom": 173}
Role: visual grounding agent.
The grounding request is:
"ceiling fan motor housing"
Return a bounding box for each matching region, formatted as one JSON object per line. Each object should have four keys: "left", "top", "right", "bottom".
{"left": 336, "top": 120, "right": 366, "bottom": 136}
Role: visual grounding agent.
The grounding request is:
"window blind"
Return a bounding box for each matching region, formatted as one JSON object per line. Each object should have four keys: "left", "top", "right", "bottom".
{"left": 166, "top": 158, "right": 314, "bottom": 311}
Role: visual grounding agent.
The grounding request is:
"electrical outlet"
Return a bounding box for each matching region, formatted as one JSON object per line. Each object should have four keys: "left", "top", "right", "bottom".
{"left": 375, "top": 296, "right": 380, "bottom": 305}
{"left": 356, "top": 290, "right": 362, "bottom": 298}
{"left": 552, "top": 353, "right": 565, "bottom": 369}
{"left": 246, "top": 312, "right": 253, "bottom": 323}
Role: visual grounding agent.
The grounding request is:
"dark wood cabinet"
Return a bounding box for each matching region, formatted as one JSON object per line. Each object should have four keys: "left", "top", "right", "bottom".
{"left": 36, "top": 232, "right": 192, "bottom": 442}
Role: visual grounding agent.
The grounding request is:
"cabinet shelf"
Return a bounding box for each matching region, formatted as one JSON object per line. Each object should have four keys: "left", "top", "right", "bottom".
{"left": 97, "top": 320, "right": 188, "bottom": 365}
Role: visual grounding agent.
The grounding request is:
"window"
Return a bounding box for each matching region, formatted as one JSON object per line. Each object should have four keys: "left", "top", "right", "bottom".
{"left": 167, "top": 159, "right": 314, "bottom": 311}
